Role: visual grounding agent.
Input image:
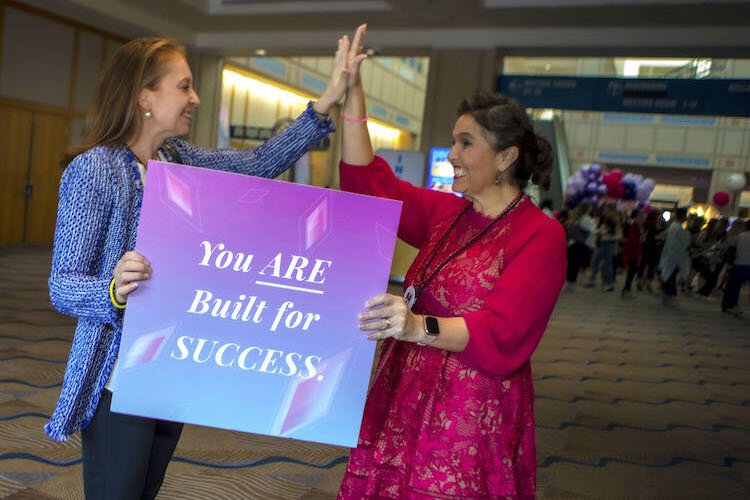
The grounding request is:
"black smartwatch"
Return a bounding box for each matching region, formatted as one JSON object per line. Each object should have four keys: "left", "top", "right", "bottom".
{"left": 417, "top": 315, "right": 440, "bottom": 346}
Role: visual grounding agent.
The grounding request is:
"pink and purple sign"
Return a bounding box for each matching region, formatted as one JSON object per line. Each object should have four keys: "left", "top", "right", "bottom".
{"left": 109, "top": 161, "right": 402, "bottom": 447}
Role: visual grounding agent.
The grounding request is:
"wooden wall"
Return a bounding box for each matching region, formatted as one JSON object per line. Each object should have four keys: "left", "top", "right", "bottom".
{"left": 0, "top": 1, "right": 126, "bottom": 244}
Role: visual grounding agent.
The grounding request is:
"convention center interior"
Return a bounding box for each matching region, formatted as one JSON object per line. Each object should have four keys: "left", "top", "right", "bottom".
{"left": 0, "top": 0, "right": 749, "bottom": 498}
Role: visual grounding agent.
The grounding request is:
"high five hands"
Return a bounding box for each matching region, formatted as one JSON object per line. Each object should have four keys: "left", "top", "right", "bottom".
{"left": 314, "top": 24, "right": 368, "bottom": 114}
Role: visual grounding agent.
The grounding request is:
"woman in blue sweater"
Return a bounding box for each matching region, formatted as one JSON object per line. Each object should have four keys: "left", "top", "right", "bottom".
{"left": 47, "top": 32, "right": 365, "bottom": 499}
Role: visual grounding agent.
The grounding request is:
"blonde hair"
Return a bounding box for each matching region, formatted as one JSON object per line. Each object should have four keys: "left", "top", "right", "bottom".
{"left": 68, "top": 37, "right": 186, "bottom": 161}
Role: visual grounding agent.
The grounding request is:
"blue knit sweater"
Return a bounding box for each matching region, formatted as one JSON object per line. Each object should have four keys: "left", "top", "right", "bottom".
{"left": 46, "top": 103, "right": 334, "bottom": 441}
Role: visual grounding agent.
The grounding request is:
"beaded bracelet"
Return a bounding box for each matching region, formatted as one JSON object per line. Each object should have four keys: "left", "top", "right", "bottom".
{"left": 109, "top": 278, "right": 127, "bottom": 310}
{"left": 340, "top": 112, "right": 368, "bottom": 124}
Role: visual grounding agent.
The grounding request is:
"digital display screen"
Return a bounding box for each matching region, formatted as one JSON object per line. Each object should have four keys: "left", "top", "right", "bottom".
{"left": 427, "top": 147, "right": 460, "bottom": 196}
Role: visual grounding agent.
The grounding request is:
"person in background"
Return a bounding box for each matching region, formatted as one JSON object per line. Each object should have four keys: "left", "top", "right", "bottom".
{"left": 659, "top": 207, "right": 691, "bottom": 308}
{"left": 46, "top": 31, "right": 358, "bottom": 499}
{"left": 621, "top": 209, "right": 643, "bottom": 298}
{"left": 565, "top": 201, "right": 596, "bottom": 292}
{"left": 587, "top": 203, "right": 622, "bottom": 292}
{"left": 637, "top": 210, "right": 664, "bottom": 292}
{"left": 721, "top": 219, "right": 750, "bottom": 316}
{"left": 693, "top": 218, "right": 723, "bottom": 299}
{"left": 336, "top": 28, "right": 566, "bottom": 498}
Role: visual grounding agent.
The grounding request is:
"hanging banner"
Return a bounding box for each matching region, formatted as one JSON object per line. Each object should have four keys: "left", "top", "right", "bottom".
{"left": 498, "top": 75, "right": 750, "bottom": 117}
{"left": 110, "top": 161, "right": 402, "bottom": 447}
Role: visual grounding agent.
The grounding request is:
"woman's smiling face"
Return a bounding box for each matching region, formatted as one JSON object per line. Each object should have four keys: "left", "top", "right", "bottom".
{"left": 141, "top": 55, "right": 200, "bottom": 139}
{"left": 448, "top": 113, "right": 502, "bottom": 198}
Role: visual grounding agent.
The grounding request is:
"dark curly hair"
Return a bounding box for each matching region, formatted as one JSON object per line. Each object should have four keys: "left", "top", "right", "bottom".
{"left": 457, "top": 91, "right": 554, "bottom": 190}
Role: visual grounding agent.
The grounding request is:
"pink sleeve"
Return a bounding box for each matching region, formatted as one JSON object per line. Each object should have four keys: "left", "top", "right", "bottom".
{"left": 457, "top": 219, "right": 567, "bottom": 377}
{"left": 340, "top": 156, "right": 462, "bottom": 249}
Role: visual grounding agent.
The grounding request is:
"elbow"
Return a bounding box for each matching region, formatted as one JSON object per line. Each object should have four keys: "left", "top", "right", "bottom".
{"left": 473, "top": 353, "right": 526, "bottom": 379}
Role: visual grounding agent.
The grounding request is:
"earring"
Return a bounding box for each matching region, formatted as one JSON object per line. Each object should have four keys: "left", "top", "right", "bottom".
{"left": 495, "top": 170, "right": 503, "bottom": 185}
{"left": 144, "top": 111, "right": 152, "bottom": 118}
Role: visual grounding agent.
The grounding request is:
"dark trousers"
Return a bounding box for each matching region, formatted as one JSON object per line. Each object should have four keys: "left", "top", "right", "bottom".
{"left": 566, "top": 242, "right": 591, "bottom": 283}
{"left": 662, "top": 269, "right": 679, "bottom": 297}
{"left": 82, "top": 389, "right": 183, "bottom": 500}
{"left": 638, "top": 248, "right": 659, "bottom": 282}
{"left": 623, "top": 258, "right": 639, "bottom": 291}
{"left": 692, "top": 257, "right": 720, "bottom": 296}
{"left": 698, "top": 265, "right": 721, "bottom": 297}
{"left": 722, "top": 265, "right": 750, "bottom": 310}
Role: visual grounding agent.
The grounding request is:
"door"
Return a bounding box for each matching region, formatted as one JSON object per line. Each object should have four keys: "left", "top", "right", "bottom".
{"left": 26, "top": 112, "right": 68, "bottom": 244}
{"left": 0, "top": 105, "right": 68, "bottom": 245}
{"left": 0, "top": 105, "right": 33, "bottom": 244}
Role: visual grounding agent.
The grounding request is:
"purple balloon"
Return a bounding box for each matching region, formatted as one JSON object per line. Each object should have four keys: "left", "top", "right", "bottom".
{"left": 636, "top": 183, "right": 652, "bottom": 202}
{"left": 597, "top": 184, "right": 607, "bottom": 195}
{"left": 590, "top": 164, "right": 602, "bottom": 175}
{"left": 586, "top": 181, "right": 598, "bottom": 193}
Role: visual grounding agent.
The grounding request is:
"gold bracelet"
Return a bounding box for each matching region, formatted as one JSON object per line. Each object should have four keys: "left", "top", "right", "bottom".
{"left": 109, "top": 278, "right": 126, "bottom": 310}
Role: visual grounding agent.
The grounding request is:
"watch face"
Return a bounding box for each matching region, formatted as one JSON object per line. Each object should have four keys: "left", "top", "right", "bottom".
{"left": 425, "top": 316, "right": 440, "bottom": 335}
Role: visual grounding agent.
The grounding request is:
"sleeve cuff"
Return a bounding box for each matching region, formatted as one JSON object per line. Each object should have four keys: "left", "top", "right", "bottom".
{"left": 306, "top": 101, "right": 336, "bottom": 134}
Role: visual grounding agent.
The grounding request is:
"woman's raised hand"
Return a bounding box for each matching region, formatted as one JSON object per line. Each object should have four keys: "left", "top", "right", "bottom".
{"left": 313, "top": 24, "right": 368, "bottom": 114}
{"left": 358, "top": 293, "right": 424, "bottom": 343}
{"left": 112, "top": 251, "right": 152, "bottom": 304}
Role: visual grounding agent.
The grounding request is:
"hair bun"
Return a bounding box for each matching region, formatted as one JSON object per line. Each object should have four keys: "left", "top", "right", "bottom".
{"left": 531, "top": 134, "right": 554, "bottom": 190}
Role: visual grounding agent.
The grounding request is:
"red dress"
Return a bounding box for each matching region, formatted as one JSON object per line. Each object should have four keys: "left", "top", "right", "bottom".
{"left": 339, "top": 157, "right": 566, "bottom": 499}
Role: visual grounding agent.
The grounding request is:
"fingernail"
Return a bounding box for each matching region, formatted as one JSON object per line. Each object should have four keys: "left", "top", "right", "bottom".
{"left": 132, "top": 282, "right": 138, "bottom": 287}
{"left": 144, "top": 273, "right": 150, "bottom": 279}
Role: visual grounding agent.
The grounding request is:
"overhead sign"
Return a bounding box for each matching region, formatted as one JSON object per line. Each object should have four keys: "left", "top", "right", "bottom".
{"left": 498, "top": 75, "right": 750, "bottom": 117}
{"left": 110, "top": 161, "right": 402, "bottom": 447}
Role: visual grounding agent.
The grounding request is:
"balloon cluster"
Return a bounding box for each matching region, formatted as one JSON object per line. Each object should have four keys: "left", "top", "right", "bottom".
{"left": 565, "top": 164, "right": 606, "bottom": 207}
{"left": 712, "top": 173, "right": 746, "bottom": 208}
{"left": 565, "top": 164, "right": 655, "bottom": 208}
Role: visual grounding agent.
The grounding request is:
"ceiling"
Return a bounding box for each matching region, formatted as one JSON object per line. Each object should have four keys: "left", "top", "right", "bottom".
{"left": 16, "top": 0, "right": 750, "bottom": 56}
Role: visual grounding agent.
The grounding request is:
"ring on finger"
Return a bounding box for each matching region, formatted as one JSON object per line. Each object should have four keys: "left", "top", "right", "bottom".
{"left": 385, "top": 318, "right": 391, "bottom": 329}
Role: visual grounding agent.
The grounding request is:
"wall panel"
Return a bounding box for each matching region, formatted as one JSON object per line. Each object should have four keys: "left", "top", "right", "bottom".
{"left": 0, "top": 7, "right": 74, "bottom": 107}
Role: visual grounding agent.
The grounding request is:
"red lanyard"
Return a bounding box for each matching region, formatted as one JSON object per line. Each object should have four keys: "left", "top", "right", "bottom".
{"left": 403, "top": 192, "right": 523, "bottom": 309}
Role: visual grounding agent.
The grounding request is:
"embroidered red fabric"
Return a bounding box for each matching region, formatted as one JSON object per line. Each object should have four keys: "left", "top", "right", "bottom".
{"left": 338, "top": 157, "right": 566, "bottom": 498}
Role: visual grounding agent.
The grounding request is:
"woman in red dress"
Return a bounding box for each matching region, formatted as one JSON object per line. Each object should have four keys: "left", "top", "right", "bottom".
{"left": 337, "top": 28, "right": 566, "bottom": 498}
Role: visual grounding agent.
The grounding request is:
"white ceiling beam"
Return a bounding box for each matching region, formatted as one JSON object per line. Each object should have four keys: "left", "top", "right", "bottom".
{"left": 196, "top": 26, "right": 750, "bottom": 51}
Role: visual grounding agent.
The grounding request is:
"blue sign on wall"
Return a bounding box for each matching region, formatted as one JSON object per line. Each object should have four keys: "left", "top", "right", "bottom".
{"left": 498, "top": 75, "right": 750, "bottom": 117}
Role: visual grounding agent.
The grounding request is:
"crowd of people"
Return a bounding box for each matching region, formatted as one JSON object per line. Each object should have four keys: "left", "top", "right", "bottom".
{"left": 557, "top": 200, "right": 750, "bottom": 315}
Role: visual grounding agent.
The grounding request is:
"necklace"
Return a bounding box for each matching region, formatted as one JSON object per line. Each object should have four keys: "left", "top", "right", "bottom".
{"left": 403, "top": 191, "right": 524, "bottom": 309}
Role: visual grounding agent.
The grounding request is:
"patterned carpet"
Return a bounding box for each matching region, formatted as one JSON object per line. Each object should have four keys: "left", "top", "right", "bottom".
{"left": 1, "top": 246, "right": 748, "bottom": 499}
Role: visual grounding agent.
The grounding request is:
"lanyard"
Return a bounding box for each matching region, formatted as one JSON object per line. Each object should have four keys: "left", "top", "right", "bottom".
{"left": 403, "top": 191, "right": 523, "bottom": 309}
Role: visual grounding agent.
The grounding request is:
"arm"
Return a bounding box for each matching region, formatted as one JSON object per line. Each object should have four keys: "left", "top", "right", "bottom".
{"left": 360, "top": 220, "right": 567, "bottom": 377}
{"left": 338, "top": 27, "right": 461, "bottom": 248}
{"left": 167, "top": 102, "right": 333, "bottom": 179}
{"left": 48, "top": 157, "right": 121, "bottom": 325}
{"left": 341, "top": 80, "right": 373, "bottom": 166}
{"left": 457, "top": 221, "right": 567, "bottom": 376}
{"left": 167, "top": 26, "right": 372, "bottom": 179}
